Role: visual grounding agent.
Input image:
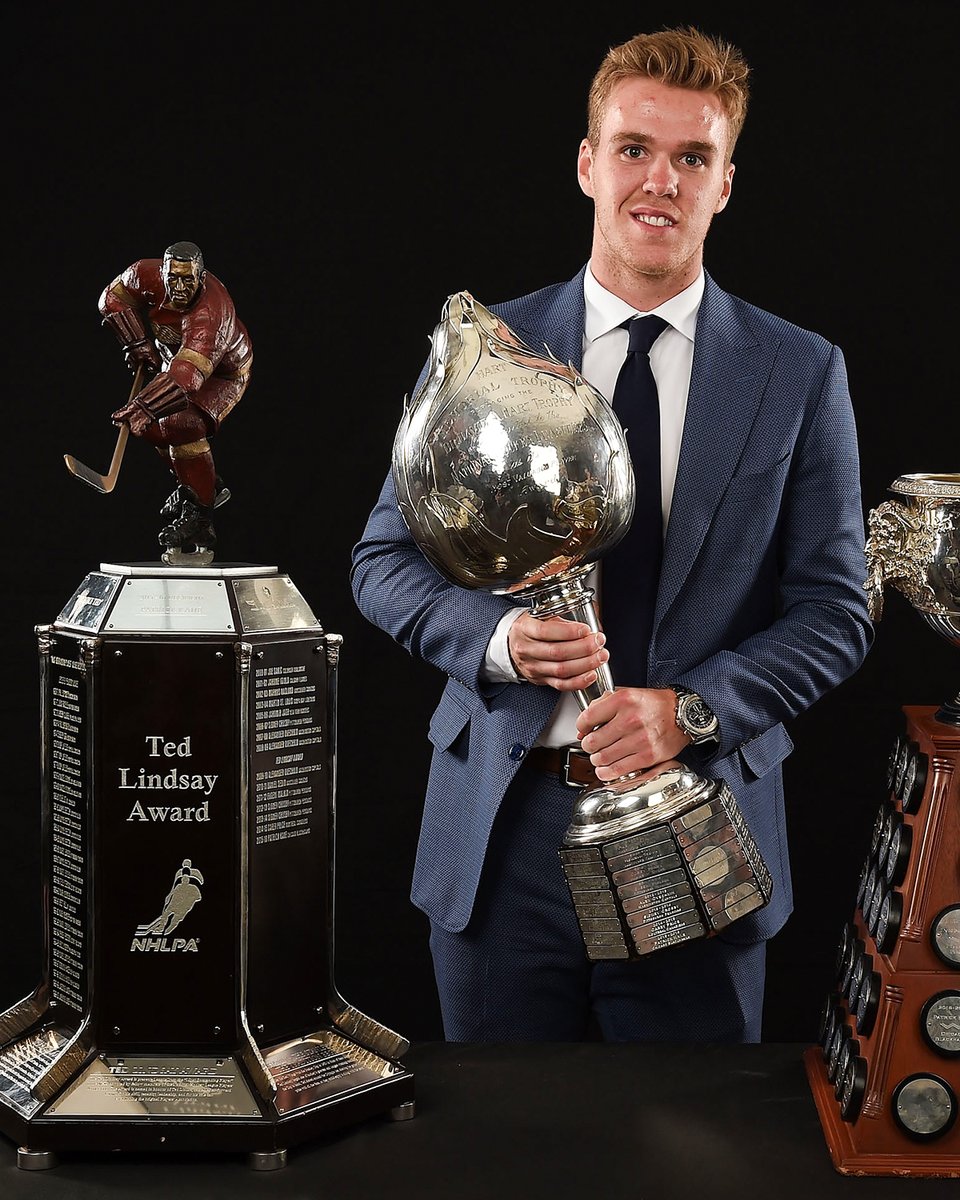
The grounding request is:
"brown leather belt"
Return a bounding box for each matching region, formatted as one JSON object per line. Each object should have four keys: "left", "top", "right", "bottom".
{"left": 525, "top": 744, "right": 599, "bottom": 789}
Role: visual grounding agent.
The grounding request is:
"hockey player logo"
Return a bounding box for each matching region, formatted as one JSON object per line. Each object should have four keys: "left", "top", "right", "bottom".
{"left": 131, "top": 859, "right": 204, "bottom": 952}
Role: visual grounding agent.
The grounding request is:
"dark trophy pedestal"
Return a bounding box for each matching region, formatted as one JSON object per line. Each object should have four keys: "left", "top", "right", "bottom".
{"left": 0, "top": 562, "right": 414, "bottom": 1170}
{"left": 805, "top": 707, "right": 959, "bottom": 1176}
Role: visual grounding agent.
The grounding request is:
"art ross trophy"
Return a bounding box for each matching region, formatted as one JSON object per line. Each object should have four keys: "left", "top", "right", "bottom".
{"left": 0, "top": 242, "right": 413, "bottom": 1172}
{"left": 393, "top": 291, "right": 772, "bottom": 962}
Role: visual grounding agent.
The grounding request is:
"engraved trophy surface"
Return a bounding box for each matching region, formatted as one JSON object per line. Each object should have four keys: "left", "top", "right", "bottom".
{"left": 0, "top": 565, "right": 414, "bottom": 1171}
{"left": 393, "top": 292, "right": 771, "bottom": 961}
{"left": 865, "top": 472, "right": 960, "bottom": 725}
{"left": 0, "top": 257, "right": 414, "bottom": 1170}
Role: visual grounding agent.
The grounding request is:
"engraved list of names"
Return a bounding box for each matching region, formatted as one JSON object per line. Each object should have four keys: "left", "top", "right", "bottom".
{"left": 49, "top": 651, "right": 87, "bottom": 1012}
{"left": 252, "top": 654, "right": 324, "bottom": 847}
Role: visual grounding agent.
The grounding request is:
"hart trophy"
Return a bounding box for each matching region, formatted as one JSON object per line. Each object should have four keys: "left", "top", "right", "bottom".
{"left": 865, "top": 473, "right": 960, "bottom": 726}
{"left": 0, "top": 243, "right": 413, "bottom": 1172}
{"left": 392, "top": 291, "right": 771, "bottom": 961}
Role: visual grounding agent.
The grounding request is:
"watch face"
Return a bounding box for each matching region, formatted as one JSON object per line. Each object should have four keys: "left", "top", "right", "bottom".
{"left": 930, "top": 905, "right": 960, "bottom": 968}
{"left": 920, "top": 991, "right": 960, "bottom": 1057}
{"left": 891, "top": 1074, "right": 958, "bottom": 1139}
{"left": 676, "top": 692, "right": 717, "bottom": 739}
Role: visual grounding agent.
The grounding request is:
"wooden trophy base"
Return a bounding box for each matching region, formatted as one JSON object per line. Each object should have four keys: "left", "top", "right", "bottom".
{"left": 805, "top": 1046, "right": 958, "bottom": 1177}
{"left": 806, "top": 706, "right": 959, "bottom": 1178}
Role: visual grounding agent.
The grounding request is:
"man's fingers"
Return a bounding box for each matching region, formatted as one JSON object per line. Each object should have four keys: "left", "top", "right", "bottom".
{"left": 520, "top": 613, "right": 604, "bottom": 643}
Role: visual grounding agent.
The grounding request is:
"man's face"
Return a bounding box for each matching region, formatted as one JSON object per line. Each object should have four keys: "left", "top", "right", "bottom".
{"left": 163, "top": 257, "right": 203, "bottom": 309}
{"left": 577, "top": 78, "right": 734, "bottom": 294}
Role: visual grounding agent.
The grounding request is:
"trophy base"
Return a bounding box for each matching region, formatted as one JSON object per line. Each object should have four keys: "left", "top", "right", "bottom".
{"left": 0, "top": 559, "right": 416, "bottom": 1169}
{"left": 0, "top": 1015, "right": 415, "bottom": 1169}
{"left": 804, "top": 1047, "right": 959, "bottom": 1177}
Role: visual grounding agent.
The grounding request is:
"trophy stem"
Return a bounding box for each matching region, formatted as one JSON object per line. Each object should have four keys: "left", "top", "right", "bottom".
{"left": 520, "top": 567, "right": 614, "bottom": 710}
{"left": 935, "top": 689, "right": 960, "bottom": 726}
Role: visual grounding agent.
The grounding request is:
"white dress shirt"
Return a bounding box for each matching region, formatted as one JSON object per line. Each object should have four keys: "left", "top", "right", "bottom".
{"left": 482, "top": 265, "right": 704, "bottom": 747}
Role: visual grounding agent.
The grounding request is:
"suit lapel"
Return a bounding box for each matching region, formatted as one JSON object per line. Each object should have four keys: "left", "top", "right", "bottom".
{"left": 656, "top": 276, "right": 778, "bottom": 625}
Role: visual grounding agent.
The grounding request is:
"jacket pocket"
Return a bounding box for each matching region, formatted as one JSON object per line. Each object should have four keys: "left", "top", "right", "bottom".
{"left": 427, "top": 692, "right": 471, "bottom": 753}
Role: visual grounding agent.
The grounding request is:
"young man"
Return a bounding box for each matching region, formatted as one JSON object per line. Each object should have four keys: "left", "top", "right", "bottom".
{"left": 351, "top": 27, "right": 872, "bottom": 1042}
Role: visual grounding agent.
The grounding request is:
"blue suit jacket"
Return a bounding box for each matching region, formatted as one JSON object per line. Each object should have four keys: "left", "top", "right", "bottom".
{"left": 351, "top": 269, "right": 873, "bottom": 943}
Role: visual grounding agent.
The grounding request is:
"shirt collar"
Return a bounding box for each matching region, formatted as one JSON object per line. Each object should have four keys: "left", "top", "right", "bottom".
{"left": 583, "top": 264, "right": 703, "bottom": 344}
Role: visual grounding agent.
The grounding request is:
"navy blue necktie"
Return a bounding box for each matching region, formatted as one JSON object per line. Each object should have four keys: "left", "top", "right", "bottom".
{"left": 601, "top": 314, "right": 669, "bottom": 688}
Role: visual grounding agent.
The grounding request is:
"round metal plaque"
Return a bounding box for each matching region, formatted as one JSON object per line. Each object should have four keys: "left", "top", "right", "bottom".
{"left": 876, "top": 889, "right": 903, "bottom": 956}
{"left": 826, "top": 1020, "right": 847, "bottom": 1084}
{"left": 854, "top": 966, "right": 880, "bottom": 1038}
{"left": 876, "top": 809, "right": 898, "bottom": 870}
{"left": 842, "top": 937, "right": 865, "bottom": 1001}
{"left": 834, "top": 923, "right": 855, "bottom": 986}
{"left": 860, "top": 865, "right": 880, "bottom": 929}
{"left": 893, "top": 738, "right": 914, "bottom": 804}
{"left": 900, "top": 748, "right": 928, "bottom": 814}
{"left": 930, "top": 905, "right": 960, "bottom": 969}
{"left": 885, "top": 733, "right": 905, "bottom": 794}
{"left": 819, "top": 994, "right": 842, "bottom": 1059}
{"left": 834, "top": 1034, "right": 859, "bottom": 1101}
{"left": 891, "top": 1074, "right": 958, "bottom": 1140}
{"left": 839, "top": 1054, "right": 868, "bottom": 1123}
{"left": 866, "top": 878, "right": 885, "bottom": 941}
{"left": 920, "top": 991, "right": 960, "bottom": 1057}
{"left": 883, "top": 818, "right": 912, "bottom": 889}
{"left": 869, "top": 801, "right": 890, "bottom": 860}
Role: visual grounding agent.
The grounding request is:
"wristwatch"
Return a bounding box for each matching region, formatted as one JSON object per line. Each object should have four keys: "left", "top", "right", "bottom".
{"left": 671, "top": 687, "right": 719, "bottom": 745}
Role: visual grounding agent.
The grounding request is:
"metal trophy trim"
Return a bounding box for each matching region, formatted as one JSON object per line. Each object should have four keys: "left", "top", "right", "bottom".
{"left": 392, "top": 291, "right": 772, "bottom": 961}
{"left": 865, "top": 472, "right": 960, "bottom": 725}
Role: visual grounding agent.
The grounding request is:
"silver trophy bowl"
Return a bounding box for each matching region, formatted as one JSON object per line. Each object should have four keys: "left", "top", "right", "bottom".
{"left": 392, "top": 291, "right": 771, "bottom": 958}
{"left": 865, "top": 473, "right": 960, "bottom": 724}
{"left": 393, "top": 290, "right": 633, "bottom": 660}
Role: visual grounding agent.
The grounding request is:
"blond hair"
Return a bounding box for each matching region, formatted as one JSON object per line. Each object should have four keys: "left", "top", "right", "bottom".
{"left": 586, "top": 26, "right": 750, "bottom": 159}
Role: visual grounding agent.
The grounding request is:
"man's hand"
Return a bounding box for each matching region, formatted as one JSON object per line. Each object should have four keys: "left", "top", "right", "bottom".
{"left": 507, "top": 611, "right": 608, "bottom": 692}
{"left": 576, "top": 687, "right": 689, "bottom": 781}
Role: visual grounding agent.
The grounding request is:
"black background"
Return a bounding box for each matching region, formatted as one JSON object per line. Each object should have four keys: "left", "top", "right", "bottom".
{"left": 2, "top": 3, "right": 957, "bottom": 1046}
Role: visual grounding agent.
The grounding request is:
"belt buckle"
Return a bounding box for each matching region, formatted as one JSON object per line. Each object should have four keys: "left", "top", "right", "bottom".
{"left": 561, "top": 747, "right": 591, "bottom": 788}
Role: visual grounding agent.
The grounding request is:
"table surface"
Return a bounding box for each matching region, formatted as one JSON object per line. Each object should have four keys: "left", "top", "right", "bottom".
{"left": 0, "top": 1041, "right": 956, "bottom": 1199}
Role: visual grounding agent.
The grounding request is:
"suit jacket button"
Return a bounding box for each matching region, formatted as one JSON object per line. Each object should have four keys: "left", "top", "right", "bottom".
{"left": 509, "top": 743, "right": 526, "bottom": 761}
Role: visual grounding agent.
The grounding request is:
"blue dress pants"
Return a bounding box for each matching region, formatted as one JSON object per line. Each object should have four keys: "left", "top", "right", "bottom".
{"left": 429, "top": 763, "right": 767, "bottom": 1042}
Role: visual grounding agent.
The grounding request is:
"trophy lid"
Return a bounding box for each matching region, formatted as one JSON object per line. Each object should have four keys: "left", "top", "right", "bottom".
{"left": 562, "top": 762, "right": 716, "bottom": 846}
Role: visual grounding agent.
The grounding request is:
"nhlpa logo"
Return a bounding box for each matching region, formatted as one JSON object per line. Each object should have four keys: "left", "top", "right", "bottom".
{"left": 130, "top": 858, "right": 203, "bottom": 952}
